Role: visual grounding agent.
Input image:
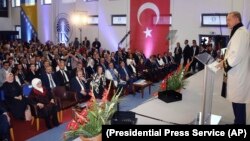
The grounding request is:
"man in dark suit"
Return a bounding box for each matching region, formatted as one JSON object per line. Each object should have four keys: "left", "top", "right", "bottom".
{"left": 174, "top": 42, "right": 183, "bottom": 65}
{"left": 118, "top": 61, "right": 134, "bottom": 83}
{"left": 190, "top": 40, "right": 200, "bottom": 73}
{"left": 92, "top": 38, "right": 101, "bottom": 52}
{"left": 40, "top": 66, "right": 58, "bottom": 91}
{"left": 82, "top": 36, "right": 90, "bottom": 49}
{"left": 70, "top": 70, "right": 90, "bottom": 102}
{"left": 56, "top": 59, "right": 70, "bottom": 87}
{"left": 183, "top": 39, "right": 191, "bottom": 67}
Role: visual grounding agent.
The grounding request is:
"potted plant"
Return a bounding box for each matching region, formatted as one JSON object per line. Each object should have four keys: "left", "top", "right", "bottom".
{"left": 64, "top": 82, "right": 122, "bottom": 141}
{"left": 158, "top": 64, "right": 190, "bottom": 103}
{"left": 160, "top": 64, "right": 190, "bottom": 92}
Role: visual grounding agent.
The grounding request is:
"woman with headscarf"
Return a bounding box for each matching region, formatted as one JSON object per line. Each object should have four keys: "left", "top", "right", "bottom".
{"left": 29, "top": 78, "right": 59, "bottom": 129}
{"left": 2, "top": 73, "right": 27, "bottom": 119}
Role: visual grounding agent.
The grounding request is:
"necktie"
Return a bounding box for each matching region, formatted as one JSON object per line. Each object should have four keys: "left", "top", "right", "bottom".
{"left": 79, "top": 79, "right": 85, "bottom": 90}
{"left": 61, "top": 70, "right": 67, "bottom": 83}
{"left": 110, "top": 69, "right": 117, "bottom": 81}
{"left": 49, "top": 74, "right": 55, "bottom": 88}
{"left": 124, "top": 68, "right": 128, "bottom": 77}
{"left": 20, "top": 73, "right": 25, "bottom": 84}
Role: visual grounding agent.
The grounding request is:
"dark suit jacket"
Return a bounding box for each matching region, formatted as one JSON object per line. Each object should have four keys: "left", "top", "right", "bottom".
{"left": 40, "top": 73, "right": 58, "bottom": 90}
{"left": 118, "top": 67, "right": 132, "bottom": 81}
{"left": 55, "top": 70, "right": 71, "bottom": 86}
{"left": 174, "top": 47, "right": 183, "bottom": 60}
{"left": 70, "top": 77, "right": 90, "bottom": 100}
{"left": 83, "top": 40, "right": 90, "bottom": 48}
{"left": 86, "top": 66, "right": 95, "bottom": 78}
{"left": 183, "top": 45, "right": 191, "bottom": 59}
{"left": 25, "top": 71, "right": 40, "bottom": 83}
{"left": 92, "top": 41, "right": 101, "bottom": 50}
{"left": 190, "top": 46, "right": 200, "bottom": 58}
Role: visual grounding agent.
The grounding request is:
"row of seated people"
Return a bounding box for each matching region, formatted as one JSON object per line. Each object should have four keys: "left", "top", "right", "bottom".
{"left": 1, "top": 45, "right": 177, "bottom": 88}
{"left": 1, "top": 73, "right": 60, "bottom": 129}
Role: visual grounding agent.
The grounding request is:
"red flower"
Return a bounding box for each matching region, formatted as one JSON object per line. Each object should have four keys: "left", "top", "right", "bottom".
{"left": 67, "top": 120, "right": 79, "bottom": 130}
{"left": 176, "top": 64, "right": 182, "bottom": 73}
{"left": 80, "top": 108, "right": 88, "bottom": 117}
{"left": 101, "top": 89, "right": 109, "bottom": 103}
{"left": 184, "top": 62, "right": 192, "bottom": 72}
{"left": 160, "top": 80, "right": 166, "bottom": 90}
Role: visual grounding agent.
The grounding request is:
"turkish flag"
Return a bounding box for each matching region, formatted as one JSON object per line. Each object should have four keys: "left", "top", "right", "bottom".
{"left": 130, "top": 0, "right": 170, "bottom": 58}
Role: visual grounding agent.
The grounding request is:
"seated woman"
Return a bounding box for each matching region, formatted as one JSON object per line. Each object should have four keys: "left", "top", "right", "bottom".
{"left": 70, "top": 70, "right": 91, "bottom": 102}
{"left": 90, "top": 66, "right": 106, "bottom": 99}
{"left": 2, "top": 73, "right": 27, "bottom": 120}
{"left": 29, "top": 78, "right": 59, "bottom": 129}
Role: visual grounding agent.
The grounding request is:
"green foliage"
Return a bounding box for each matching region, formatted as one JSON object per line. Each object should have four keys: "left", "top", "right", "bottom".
{"left": 167, "top": 68, "right": 187, "bottom": 91}
{"left": 64, "top": 88, "right": 122, "bottom": 140}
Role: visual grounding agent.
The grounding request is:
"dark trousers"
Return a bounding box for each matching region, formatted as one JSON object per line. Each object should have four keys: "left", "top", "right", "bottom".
{"left": 0, "top": 115, "right": 10, "bottom": 140}
{"left": 232, "top": 103, "right": 246, "bottom": 125}
{"left": 39, "top": 104, "right": 59, "bottom": 129}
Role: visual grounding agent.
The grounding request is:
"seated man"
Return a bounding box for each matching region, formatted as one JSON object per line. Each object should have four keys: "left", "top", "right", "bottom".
{"left": 70, "top": 70, "right": 91, "bottom": 102}
{"left": 105, "top": 62, "right": 125, "bottom": 87}
{"left": 118, "top": 61, "right": 137, "bottom": 93}
{"left": 0, "top": 105, "right": 10, "bottom": 141}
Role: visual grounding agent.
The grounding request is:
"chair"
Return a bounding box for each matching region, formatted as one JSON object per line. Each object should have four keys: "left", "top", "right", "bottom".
{"left": 29, "top": 104, "right": 41, "bottom": 131}
{"left": 10, "top": 125, "right": 15, "bottom": 141}
{"left": 52, "top": 86, "right": 78, "bottom": 122}
{"left": 29, "top": 104, "right": 60, "bottom": 131}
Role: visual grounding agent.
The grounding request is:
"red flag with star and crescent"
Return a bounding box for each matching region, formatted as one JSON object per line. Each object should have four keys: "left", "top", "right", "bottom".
{"left": 130, "top": 0, "right": 170, "bottom": 58}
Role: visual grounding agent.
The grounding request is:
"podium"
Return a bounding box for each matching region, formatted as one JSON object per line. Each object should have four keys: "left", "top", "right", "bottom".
{"left": 193, "top": 52, "right": 221, "bottom": 125}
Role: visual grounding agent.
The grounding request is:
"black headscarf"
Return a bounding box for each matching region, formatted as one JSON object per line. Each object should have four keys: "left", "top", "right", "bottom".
{"left": 230, "top": 22, "right": 243, "bottom": 39}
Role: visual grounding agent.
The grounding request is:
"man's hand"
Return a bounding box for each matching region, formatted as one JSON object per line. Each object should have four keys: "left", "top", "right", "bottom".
{"left": 50, "top": 99, "right": 55, "bottom": 104}
{"left": 216, "top": 60, "right": 224, "bottom": 70}
{"left": 37, "top": 103, "right": 44, "bottom": 109}
{"left": 14, "top": 95, "right": 22, "bottom": 100}
{"left": 81, "top": 90, "right": 87, "bottom": 95}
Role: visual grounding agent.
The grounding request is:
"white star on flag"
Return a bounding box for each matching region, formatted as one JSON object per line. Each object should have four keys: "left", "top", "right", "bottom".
{"left": 144, "top": 27, "right": 152, "bottom": 38}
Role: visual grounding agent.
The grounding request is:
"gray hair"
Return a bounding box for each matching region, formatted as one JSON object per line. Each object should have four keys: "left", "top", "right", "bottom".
{"left": 228, "top": 11, "right": 242, "bottom": 22}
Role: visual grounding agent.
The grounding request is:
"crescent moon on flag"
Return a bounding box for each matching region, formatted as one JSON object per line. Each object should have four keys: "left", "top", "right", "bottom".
{"left": 137, "top": 2, "right": 160, "bottom": 26}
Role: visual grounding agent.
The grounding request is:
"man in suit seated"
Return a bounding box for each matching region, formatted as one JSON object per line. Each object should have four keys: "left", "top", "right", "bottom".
{"left": 0, "top": 105, "right": 10, "bottom": 141}
{"left": 118, "top": 61, "right": 137, "bottom": 94}
{"left": 118, "top": 61, "right": 137, "bottom": 83}
{"left": 56, "top": 59, "right": 70, "bottom": 88}
{"left": 105, "top": 62, "right": 126, "bottom": 88}
{"left": 40, "top": 66, "right": 58, "bottom": 91}
{"left": 70, "top": 70, "right": 90, "bottom": 102}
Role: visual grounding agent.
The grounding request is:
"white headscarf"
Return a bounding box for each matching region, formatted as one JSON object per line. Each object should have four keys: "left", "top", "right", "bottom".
{"left": 31, "top": 78, "right": 43, "bottom": 93}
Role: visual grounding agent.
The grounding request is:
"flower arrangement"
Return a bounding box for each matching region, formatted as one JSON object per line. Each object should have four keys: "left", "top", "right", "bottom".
{"left": 64, "top": 82, "right": 121, "bottom": 140}
{"left": 160, "top": 63, "right": 190, "bottom": 92}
